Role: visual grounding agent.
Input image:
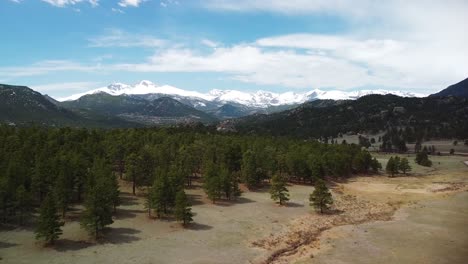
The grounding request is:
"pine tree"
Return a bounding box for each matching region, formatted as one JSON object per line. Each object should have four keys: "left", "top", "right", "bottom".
{"left": 35, "top": 195, "right": 64, "bottom": 245}
{"left": 80, "top": 160, "right": 115, "bottom": 239}
{"left": 269, "top": 174, "right": 289, "bottom": 205}
{"left": 399, "top": 157, "right": 411, "bottom": 175}
{"left": 174, "top": 189, "right": 193, "bottom": 226}
{"left": 370, "top": 157, "right": 382, "bottom": 173}
{"left": 110, "top": 173, "right": 120, "bottom": 212}
{"left": 203, "top": 162, "right": 222, "bottom": 203}
{"left": 241, "top": 150, "right": 258, "bottom": 188}
{"left": 386, "top": 157, "right": 398, "bottom": 177}
{"left": 14, "top": 185, "right": 32, "bottom": 225}
{"left": 309, "top": 180, "right": 333, "bottom": 214}
{"left": 415, "top": 151, "right": 432, "bottom": 167}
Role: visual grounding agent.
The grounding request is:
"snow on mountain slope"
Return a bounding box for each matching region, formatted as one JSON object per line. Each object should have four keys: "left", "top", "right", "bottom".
{"left": 57, "top": 81, "right": 425, "bottom": 108}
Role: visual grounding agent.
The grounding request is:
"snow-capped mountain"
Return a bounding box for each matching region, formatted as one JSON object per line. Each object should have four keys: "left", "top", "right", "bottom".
{"left": 57, "top": 80, "right": 425, "bottom": 108}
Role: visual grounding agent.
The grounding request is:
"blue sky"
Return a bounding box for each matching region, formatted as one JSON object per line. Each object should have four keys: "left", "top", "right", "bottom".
{"left": 1, "top": 0, "right": 467, "bottom": 98}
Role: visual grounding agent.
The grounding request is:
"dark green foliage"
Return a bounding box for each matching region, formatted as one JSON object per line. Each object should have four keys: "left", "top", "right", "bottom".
{"left": 236, "top": 94, "right": 468, "bottom": 140}
{"left": 15, "top": 185, "right": 32, "bottom": 225}
{"left": 415, "top": 152, "right": 432, "bottom": 167}
{"left": 370, "top": 157, "right": 382, "bottom": 173}
{"left": 35, "top": 195, "right": 64, "bottom": 245}
{"left": 241, "top": 150, "right": 259, "bottom": 188}
{"left": 174, "top": 190, "right": 193, "bottom": 226}
{"left": 203, "top": 162, "right": 222, "bottom": 203}
{"left": 309, "top": 180, "right": 333, "bottom": 214}
{"left": 399, "top": 158, "right": 411, "bottom": 175}
{"left": 80, "top": 159, "right": 116, "bottom": 239}
{"left": 269, "top": 174, "right": 289, "bottom": 205}
{"left": 0, "top": 125, "right": 380, "bottom": 230}
{"left": 386, "top": 157, "right": 399, "bottom": 177}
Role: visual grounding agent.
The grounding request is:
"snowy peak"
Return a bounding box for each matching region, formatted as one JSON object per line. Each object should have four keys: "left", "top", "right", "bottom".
{"left": 57, "top": 81, "right": 426, "bottom": 108}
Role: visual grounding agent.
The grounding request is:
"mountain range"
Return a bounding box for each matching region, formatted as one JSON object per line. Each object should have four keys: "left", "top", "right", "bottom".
{"left": 1, "top": 77, "right": 467, "bottom": 134}
{"left": 57, "top": 80, "right": 425, "bottom": 109}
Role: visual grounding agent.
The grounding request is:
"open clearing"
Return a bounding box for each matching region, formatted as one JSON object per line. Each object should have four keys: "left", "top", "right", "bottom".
{"left": 1, "top": 154, "right": 467, "bottom": 264}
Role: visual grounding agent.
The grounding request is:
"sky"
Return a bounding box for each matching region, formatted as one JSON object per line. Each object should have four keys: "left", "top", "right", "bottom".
{"left": 0, "top": 0, "right": 467, "bottom": 98}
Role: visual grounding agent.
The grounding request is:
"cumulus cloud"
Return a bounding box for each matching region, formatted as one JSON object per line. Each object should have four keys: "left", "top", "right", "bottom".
{"left": 111, "top": 45, "right": 386, "bottom": 89}
{"left": 118, "top": 0, "right": 145, "bottom": 8}
{"left": 41, "top": 0, "right": 98, "bottom": 7}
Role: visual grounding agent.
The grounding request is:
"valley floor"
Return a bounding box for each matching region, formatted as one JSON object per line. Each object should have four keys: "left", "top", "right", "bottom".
{"left": 1, "top": 154, "right": 467, "bottom": 264}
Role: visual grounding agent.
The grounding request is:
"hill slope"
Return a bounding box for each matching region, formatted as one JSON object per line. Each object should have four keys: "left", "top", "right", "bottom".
{"left": 430, "top": 77, "right": 468, "bottom": 98}
{"left": 60, "top": 93, "right": 217, "bottom": 125}
{"left": 0, "top": 84, "right": 139, "bottom": 128}
{"left": 234, "top": 95, "right": 468, "bottom": 139}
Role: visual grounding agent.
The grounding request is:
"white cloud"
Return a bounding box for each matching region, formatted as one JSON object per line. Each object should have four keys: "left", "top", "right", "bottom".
{"left": 203, "top": 0, "right": 376, "bottom": 17}
{"left": 9, "top": 0, "right": 22, "bottom": 3}
{"left": 41, "top": 0, "right": 98, "bottom": 7}
{"left": 31, "top": 82, "right": 102, "bottom": 94}
{"left": 118, "top": 0, "right": 145, "bottom": 8}
{"left": 111, "top": 45, "right": 380, "bottom": 89}
{"left": 201, "top": 39, "right": 220, "bottom": 48}
{"left": 160, "top": 0, "right": 179, "bottom": 7}
{"left": 88, "top": 29, "right": 166, "bottom": 48}
{"left": 0, "top": 60, "right": 99, "bottom": 77}
{"left": 111, "top": 8, "right": 125, "bottom": 14}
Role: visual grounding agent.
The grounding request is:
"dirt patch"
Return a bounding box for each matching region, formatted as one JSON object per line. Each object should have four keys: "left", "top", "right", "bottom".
{"left": 251, "top": 194, "right": 398, "bottom": 264}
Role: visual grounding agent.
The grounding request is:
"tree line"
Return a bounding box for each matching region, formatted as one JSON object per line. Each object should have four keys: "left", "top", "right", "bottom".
{"left": 0, "top": 125, "right": 381, "bottom": 244}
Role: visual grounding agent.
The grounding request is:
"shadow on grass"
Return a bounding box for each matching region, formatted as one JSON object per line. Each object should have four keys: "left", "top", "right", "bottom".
{"left": 0, "top": 241, "right": 18, "bottom": 249}
{"left": 186, "top": 222, "right": 213, "bottom": 231}
{"left": 114, "top": 208, "right": 145, "bottom": 220}
{"left": 103, "top": 227, "right": 141, "bottom": 244}
{"left": 187, "top": 193, "right": 204, "bottom": 206}
{"left": 286, "top": 201, "right": 304, "bottom": 208}
{"left": 120, "top": 194, "right": 140, "bottom": 206}
{"left": 54, "top": 227, "right": 141, "bottom": 252}
{"left": 214, "top": 196, "right": 256, "bottom": 207}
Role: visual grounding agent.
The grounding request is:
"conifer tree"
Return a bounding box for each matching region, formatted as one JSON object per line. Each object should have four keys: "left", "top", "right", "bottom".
{"left": 80, "top": 160, "right": 115, "bottom": 239}
{"left": 399, "top": 157, "right": 411, "bottom": 175}
{"left": 15, "top": 185, "right": 32, "bottom": 225}
{"left": 203, "top": 162, "right": 222, "bottom": 203}
{"left": 35, "top": 195, "right": 64, "bottom": 245}
{"left": 386, "top": 157, "right": 398, "bottom": 177}
{"left": 241, "top": 150, "right": 258, "bottom": 188}
{"left": 370, "top": 157, "right": 382, "bottom": 173}
{"left": 269, "top": 174, "right": 289, "bottom": 205}
{"left": 309, "top": 179, "right": 333, "bottom": 214}
{"left": 174, "top": 189, "right": 193, "bottom": 226}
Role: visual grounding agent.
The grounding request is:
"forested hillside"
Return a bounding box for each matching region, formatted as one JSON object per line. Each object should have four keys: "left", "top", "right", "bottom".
{"left": 60, "top": 93, "right": 217, "bottom": 124}
{"left": 0, "top": 126, "right": 379, "bottom": 233}
{"left": 234, "top": 95, "right": 468, "bottom": 139}
{"left": 0, "top": 84, "right": 139, "bottom": 128}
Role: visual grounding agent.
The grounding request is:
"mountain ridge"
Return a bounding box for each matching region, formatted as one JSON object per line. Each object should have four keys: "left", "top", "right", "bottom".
{"left": 55, "top": 80, "right": 425, "bottom": 109}
{"left": 430, "top": 77, "right": 468, "bottom": 98}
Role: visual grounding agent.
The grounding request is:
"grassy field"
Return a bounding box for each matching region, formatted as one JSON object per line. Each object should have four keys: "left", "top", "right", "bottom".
{"left": 1, "top": 154, "right": 467, "bottom": 264}
{"left": 337, "top": 134, "right": 468, "bottom": 154}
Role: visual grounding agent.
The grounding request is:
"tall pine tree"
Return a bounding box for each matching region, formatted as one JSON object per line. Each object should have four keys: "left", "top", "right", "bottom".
{"left": 269, "top": 174, "right": 289, "bottom": 205}
{"left": 309, "top": 180, "right": 333, "bottom": 214}
{"left": 174, "top": 189, "right": 193, "bottom": 226}
{"left": 35, "top": 195, "right": 64, "bottom": 245}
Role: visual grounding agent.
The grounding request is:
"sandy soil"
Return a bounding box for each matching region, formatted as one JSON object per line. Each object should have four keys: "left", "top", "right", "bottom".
{"left": 1, "top": 154, "right": 467, "bottom": 264}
